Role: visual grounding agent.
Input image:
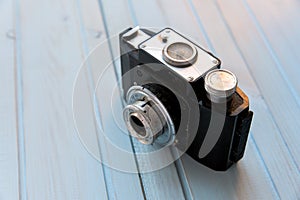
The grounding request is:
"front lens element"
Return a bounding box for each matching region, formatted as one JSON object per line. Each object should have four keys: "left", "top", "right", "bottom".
{"left": 129, "top": 115, "right": 146, "bottom": 137}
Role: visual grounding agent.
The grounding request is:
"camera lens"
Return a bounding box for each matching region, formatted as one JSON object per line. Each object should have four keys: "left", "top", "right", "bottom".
{"left": 129, "top": 115, "right": 146, "bottom": 137}
{"left": 123, "top": 86, "right": 176, "bottom": 145}
{"left": 163, "top": 42, "right": 197, "bottom": 67}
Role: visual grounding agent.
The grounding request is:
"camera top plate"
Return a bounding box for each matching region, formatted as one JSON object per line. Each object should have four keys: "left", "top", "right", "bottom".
{"left": 139, "top": 28, "right": 220, "bottom": 82}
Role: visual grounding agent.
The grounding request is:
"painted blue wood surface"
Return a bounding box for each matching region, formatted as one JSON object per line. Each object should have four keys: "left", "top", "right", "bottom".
{"left": 0, "top": 0, "right": 299, "bottom": 199}
{"left": 126, "top": 0, "right": 299, "bottom": 199}
{"left": 0, "top": 1, "right": 19, "bottom": 199}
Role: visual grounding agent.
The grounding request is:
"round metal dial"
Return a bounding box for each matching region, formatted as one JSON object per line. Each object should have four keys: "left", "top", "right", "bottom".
{"left": 204, "top": 69, "right": 238, "bottom": 102}
{"left": 163, "top": 42, "right": 198, "bottom": 67}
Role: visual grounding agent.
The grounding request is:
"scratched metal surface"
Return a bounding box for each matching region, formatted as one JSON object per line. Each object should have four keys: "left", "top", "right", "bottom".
{"left": 0, "top": 0, "right": 299, "bottom": 199}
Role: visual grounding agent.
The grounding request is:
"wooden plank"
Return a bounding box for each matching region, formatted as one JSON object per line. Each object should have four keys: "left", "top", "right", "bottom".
{"left": 244, "top": 0, "right": 300, "bottom": 100}
{"left": 16, "top": 0, "right": 110, "bottom": 199}
{"left": 216, "top": 0, "right": 300, "bottom": 168}
{"left": 75, "top": 0, "right": 146, "bottom": 198}
{"left": 191, "top": 0, "right": 300, "bottom": 198}
{"left": 128, "top": 0, "right": 300, "bottom": 199}
{"left": 180, "top": 139, "right": 275, "bottom": 200}
{"left": 99, "top": 0, "right": 188, "bottom": 199}
{"left": 4, "top": 0, "right": 298, "bottom": 199}
{"left": 102, "top": 2, "right": 271, "bottom": 198}
{"left": 130, "top": 0, "right": 209, "bottom": 49}
{"left": 0, "top": 0, "right": 19, "bottom": 199}
{"left": 129, "top": 1, "right": 272, "bottom": 198}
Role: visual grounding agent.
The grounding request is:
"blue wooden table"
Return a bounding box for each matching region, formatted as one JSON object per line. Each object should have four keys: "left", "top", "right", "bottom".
{"left": 0, "top": 0, "right": 299, "bottom": 199}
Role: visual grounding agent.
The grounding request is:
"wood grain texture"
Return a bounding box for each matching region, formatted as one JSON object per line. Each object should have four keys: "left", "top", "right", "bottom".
{"left": 128, "top": 0, "right": 279, "bottom": 199}
{"left": 189, "top": 0, "right": 300, "bottom": 199}
{"left": 1, "top": 0, "right": 299, "bottom": 199}
{"left": 128, "top": 0, "right": 300, "bottom": 199}
{"left": 0, "top": 1, "right": 19, "bottom": 199}
{"left": 75, "top": 0, "right": 145, "bottom": 199}
{"left": 216, "top": 0, "right": 300, "bottom": 169}
{"left": 16, "top": 0, "right": 109, "bottom": 199}
{"left": 99, "top": 0, "right": 188, "bottom": 199}
{"left": 244, "top": 0, "right": 300, "bottom": 100}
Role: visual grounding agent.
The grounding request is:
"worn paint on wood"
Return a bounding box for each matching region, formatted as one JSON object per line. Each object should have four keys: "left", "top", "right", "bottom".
{"left": 0, "top": 0, "right": 299, "bottom": 199}
{"left": 0, "top": 1, "right": 19, "bottom": 199}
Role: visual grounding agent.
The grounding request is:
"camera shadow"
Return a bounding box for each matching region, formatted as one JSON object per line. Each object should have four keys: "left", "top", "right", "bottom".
{"left": 180, "top": 153, "right": 248, "bottom": 199}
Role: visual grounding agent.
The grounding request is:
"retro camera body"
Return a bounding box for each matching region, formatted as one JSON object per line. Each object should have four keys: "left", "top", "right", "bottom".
{"left": 119, "top": 27, "right": 253, "bottom": 171}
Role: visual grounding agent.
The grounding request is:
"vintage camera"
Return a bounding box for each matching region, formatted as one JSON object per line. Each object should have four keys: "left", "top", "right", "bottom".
{"left": 119, "top": 27, "right": 253, "bottom": 171}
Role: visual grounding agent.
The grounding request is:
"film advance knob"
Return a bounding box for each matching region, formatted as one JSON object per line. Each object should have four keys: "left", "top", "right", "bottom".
{"left": 204, "top": 69, "right": 238, "bottom": 103}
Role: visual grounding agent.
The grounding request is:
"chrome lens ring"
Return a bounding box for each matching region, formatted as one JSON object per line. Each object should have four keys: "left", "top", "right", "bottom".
{"left": 123, "top": 103, "right": 154, "bottom": 144}
{"left": 123, "top": 86, "right": 175, "bottom": 146}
